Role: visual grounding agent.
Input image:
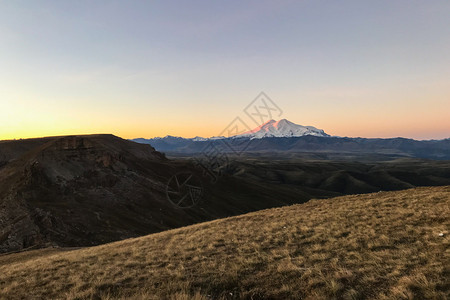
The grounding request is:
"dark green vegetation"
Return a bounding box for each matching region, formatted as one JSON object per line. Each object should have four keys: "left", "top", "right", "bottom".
{"left": 1, "top": 135, "right": 450, "bottom": 254}
{"left": 0, "top": 186, "right": 448, "bottom": 299}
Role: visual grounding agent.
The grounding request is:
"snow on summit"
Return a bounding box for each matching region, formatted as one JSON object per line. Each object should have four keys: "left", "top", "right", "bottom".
{"left": 132, "top": 119, "right": 329, "bottom": 143}
{"left": 234, "top": 119, "right": 329, "bottom": 139}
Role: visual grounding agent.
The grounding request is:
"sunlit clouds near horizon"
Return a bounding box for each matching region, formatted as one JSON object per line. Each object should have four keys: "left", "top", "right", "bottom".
{"left": 1, "top": 1, "right": 449, "bottom": 140}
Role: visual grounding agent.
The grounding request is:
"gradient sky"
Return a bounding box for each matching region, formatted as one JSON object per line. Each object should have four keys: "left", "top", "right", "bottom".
{"left": 1, "top": 1, "right": 449, "bottom": 140}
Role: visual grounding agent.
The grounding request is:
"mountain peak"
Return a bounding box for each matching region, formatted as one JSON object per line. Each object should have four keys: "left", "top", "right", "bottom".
{"left": 235, "top": 119, "right": 329, "bottom": 139}
{"left": 131, "top": 119, "right": 329, "bottom": 144}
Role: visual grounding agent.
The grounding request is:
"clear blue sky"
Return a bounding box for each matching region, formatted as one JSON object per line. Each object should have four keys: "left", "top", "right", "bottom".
{"left": 1, "top": 1, "right": 449, "bottom": 139}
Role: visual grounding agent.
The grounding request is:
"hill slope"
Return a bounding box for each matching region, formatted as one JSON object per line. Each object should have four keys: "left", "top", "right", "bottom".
{"left": 0, "top": 186, "right": 448, "bottom": 299}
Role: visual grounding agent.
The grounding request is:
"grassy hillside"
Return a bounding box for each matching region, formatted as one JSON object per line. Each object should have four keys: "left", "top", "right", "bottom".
{"left": 0, "top": 186, "right": 449, "bottom": 299}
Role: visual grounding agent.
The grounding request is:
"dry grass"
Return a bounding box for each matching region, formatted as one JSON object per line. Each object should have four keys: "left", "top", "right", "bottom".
{"left": 0, "top": 186, "right": 449, "bottom": 299}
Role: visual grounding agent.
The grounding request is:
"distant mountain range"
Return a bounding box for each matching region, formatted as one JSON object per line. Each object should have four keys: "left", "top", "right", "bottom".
{"left": 132, "top": 119, "right": 450, "bottom": 160}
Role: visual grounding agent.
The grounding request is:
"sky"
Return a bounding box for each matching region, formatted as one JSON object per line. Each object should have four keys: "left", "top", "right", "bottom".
{"left": 0, "top": 1, "right": 449, "bottom": 140}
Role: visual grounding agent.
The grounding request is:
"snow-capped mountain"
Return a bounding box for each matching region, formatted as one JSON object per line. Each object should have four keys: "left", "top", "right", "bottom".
{"left": 234, "top": 119, "right": 329, "bottom": 139}
{"left": 132, "top": 119, "right": 328, "bottom": 144}
{"left": 132, "top": 119, "right": 329, "bottom": 145}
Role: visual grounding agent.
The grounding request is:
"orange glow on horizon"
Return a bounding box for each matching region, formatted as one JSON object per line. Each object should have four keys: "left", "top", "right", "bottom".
{"left": 1, "top": 92, "right": 449, "bottom": 141}
{"left": 2, "top": 119, "right": 449, "bottom": 142}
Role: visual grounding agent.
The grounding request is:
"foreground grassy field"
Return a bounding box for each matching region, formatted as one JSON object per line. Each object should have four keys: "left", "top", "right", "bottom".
{"left": 0, "top": 186, "right": 449, "bottom": 299}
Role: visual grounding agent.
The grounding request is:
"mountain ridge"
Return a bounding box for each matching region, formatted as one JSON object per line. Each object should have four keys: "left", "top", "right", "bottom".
{"left": 130, "top": 119, "right": 449, "bottom": 159}
{"left": 132, "top": 134, "right": 450, "bottom": 160}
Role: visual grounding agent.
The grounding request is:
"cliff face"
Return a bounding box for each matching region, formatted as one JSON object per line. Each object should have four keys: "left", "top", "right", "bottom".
{"left": 0, "top": 135, "right": 175, "bottom": 253}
